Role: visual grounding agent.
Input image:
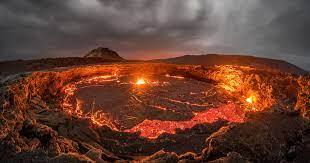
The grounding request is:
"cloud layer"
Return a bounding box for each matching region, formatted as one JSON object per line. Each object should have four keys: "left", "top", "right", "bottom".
{"left": 0, "top": 0, "right": 309, "bottom": 70}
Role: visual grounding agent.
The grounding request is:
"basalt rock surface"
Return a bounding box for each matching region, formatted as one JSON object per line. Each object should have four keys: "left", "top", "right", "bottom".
{"left": 0, "top": 63, "right": 309, "bottom": 162}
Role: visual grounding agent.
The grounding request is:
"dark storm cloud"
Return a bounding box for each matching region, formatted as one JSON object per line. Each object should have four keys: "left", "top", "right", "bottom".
{"left": 258, "top": 0, "right": 310, "bottom": 55}
{"left": 0, "top": 0, "right": 309, "bottom": 70}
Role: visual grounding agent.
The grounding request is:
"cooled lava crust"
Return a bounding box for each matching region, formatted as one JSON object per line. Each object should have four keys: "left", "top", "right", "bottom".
{"left": 0, "top": 63, "right": 309, "bottom": 162}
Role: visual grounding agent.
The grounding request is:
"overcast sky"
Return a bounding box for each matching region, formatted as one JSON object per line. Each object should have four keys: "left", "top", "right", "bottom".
{"left": 0, "top": 0, "right": 309, "bottom": 70}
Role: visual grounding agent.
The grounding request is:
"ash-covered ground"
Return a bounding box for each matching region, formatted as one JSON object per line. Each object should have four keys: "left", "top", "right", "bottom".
{"left": 0, "top": 63, "right": 309, "bottom": 162}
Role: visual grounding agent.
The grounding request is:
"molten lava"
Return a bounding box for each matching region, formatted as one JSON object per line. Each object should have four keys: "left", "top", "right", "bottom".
{"left": 246, "top": 96, "right": 256, "bottom": 104}
{"left": 62, "top": 71, "right": 261, "bottom": 139}
{"left": 136, "top": 78, "right": 146, "bottom": 85}
{"left": 245, "top": 95, "right": 259, "bottom": 111}
{"left": 125, "top": 103, "right": 244, "bottom": 139}
{"left": 165, "top": 74, "right": 185, "bottom": 79}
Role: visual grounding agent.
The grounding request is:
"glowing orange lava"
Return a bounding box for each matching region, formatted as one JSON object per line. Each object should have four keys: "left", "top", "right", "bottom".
{"left": 136, "top": 78, "right": 146, "bottom": 85}
{"left": 246, "top": 95, "right": 256, "bottom": 104}
{"left": 245, "top": 95, "right": 259, "bottom": 111}
{"left": 165, "top": 74, "right": 185, "bottom": 79}
{"left": 62, "top": 73, "right": 255, "bottom": 139}
{"left": 125, "top": 103, "right": 244, "bottom": 139}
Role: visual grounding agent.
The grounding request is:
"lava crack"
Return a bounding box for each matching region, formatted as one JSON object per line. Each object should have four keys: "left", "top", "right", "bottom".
{"left": 125, "top": 103, "right": 244, "bottom": 139}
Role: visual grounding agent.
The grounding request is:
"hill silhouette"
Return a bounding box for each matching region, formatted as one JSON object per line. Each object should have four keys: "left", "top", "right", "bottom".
{"left": 152, "top": 54, "right": 307, "bottom": 75}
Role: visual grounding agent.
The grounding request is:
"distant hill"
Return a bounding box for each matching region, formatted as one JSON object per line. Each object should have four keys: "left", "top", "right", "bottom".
{"left": 84, "top": 47, "right": 124, "bottom": 61}
{"left": 0, "top": 57, "right": 126, "bottom": 76}
{"left": 1, "top": 53, "right": 307, "bottom": 77}
{"left": 152, "top": 54, "right": 308, "bottom": 75}
{"left": 0, "top": 47, "right": 126, "bottom": 76}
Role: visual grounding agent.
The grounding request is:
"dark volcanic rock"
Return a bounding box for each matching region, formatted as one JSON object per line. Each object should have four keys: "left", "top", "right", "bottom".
{"left": 207, "top": 152, "right": 249, "bottom": 163}
{"left": 153, "top": 54, "right": 308, "bottom": 75}
{"left": 202, "top": 111, "right": 307, "bottom": 162}
{"left": 140, "top": 150, "right": 179, "bottom": 163}
{"left": 49, "top": 153, "right": 94, "bottom": 162}
{"left": 0, "top": 57, "right": 127, "bottom": 76}
{"left": 84, "top": 47, "right": 124, "bottom": 60}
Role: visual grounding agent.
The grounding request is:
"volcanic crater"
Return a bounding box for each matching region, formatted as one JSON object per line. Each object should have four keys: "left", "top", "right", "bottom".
{"left": 64, "top": 72, "right": 244, "bottom": 138}
{"left": 0, "top": 63, "right": 309, "bottom": 162}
